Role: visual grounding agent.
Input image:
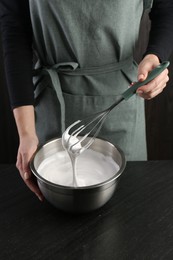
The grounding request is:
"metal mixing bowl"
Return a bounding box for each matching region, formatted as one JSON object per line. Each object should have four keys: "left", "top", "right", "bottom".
{"left": 30, "top": 137, "right": 126, "bottom": 213}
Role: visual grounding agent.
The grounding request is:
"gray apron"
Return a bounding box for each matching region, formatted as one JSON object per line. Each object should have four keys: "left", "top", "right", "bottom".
{"left": 29, "top": 0, "right": 153, "bottom": 161}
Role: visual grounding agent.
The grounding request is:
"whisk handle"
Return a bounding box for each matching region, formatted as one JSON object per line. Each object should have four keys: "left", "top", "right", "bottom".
{"left": 122, "top": 61, "right": 170, "bottom": 100}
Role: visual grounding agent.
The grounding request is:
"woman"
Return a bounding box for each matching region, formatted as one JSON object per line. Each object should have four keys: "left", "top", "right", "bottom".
{"left": 0, "top": 0, "right": 172, "bottom": 201}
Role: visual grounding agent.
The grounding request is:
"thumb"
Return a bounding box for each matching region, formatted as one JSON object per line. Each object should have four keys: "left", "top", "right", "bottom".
{"left": 22, "top": 153, "right": 32, "bottom": 180}
{"left": 138, "top": 70, "right": 148, "bottom": 82}
{"left": 137, "top": 63, "right": 151, "bottom": 82}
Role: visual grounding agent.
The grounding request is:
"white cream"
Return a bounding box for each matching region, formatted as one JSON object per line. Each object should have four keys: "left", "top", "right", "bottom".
{"left": 62, "top": 120, "right": 82, "bottom": 154}
{"left": 37, "top": 149, "right": 120, "bottom": 187}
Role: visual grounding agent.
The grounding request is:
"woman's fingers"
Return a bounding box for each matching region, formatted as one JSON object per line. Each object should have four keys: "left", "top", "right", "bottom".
{"left": 16, "top": 151, "right": 44, "bottom": 201}
{"left": 16, "top": 135, "right": 44, "bottom": 201}
{"left": 23, "top": 171, "right": 44, "bottom": 201}
{"left": 137, "top": 54, "right": 169, "bottom": 100}
{"left": 137, "top": 69, "right": 169, "bottom": 99}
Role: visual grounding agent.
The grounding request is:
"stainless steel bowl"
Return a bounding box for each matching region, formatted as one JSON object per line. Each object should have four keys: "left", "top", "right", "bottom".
{"left": 30, "top": 137, "right": 126, "bottom": 213}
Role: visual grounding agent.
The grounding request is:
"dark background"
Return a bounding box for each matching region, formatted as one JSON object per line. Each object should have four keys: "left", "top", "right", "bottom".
{"left": 0, "top": 33, "right": 19, "bottom": 163}
{"left": 0, "top": 13, "right": 173, "bottom": 163}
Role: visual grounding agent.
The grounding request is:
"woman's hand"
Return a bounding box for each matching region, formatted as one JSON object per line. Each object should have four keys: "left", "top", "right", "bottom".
{"left": 137, "top": 54, "right": 169, "bottom": 99}
{"left": 16, "top": 134, "right": 44, "bottom": 201}
{"left": 13, "top": 105, "right": 44, "bottom": 201}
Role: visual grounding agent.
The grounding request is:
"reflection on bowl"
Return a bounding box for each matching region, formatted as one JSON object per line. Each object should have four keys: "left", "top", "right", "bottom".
{"left": 30, "top": 137, "right": 126, "bottom": 213}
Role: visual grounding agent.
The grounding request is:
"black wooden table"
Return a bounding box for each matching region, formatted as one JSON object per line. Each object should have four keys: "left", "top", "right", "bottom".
{"left": 1, "top": 161, "right": 173, "bottom": 260}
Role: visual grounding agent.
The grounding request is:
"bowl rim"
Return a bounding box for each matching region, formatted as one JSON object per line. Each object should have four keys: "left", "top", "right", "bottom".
{"left": 30, "top": 137, "right": 126, "bottom": 190}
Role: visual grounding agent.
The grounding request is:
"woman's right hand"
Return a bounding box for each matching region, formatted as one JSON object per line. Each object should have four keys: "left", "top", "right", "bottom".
{"left": 13, "top": 105, "right": 44, "bottom": 201}
{"left": 16, "top": 133, "right": 44, "bottom": 201}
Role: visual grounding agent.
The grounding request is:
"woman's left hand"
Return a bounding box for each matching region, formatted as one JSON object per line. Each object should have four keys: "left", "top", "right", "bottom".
{"left": 136, "top": 54, "right": 169, "bottom": 99}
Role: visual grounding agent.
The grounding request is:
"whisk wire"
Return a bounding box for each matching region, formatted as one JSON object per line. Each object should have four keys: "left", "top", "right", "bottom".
{"left": 69, "top": 108, "right": 111, "bottom": 153}
{"left": 63, "top": 60, "right": 170, "bottom": 155}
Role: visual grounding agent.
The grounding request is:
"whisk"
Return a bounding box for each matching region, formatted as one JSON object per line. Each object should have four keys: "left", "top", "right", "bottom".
{"left": 62, "top": 61, "right": 170, "bottom": 155}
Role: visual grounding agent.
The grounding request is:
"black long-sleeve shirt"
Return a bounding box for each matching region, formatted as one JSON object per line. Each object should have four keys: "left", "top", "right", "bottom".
{"left": 0, "top": 0, "right": 173, "bottom": 108}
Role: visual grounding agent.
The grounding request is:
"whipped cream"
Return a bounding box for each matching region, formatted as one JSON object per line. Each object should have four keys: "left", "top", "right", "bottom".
{"left": 37, "top": 149, "right": 120, "bottom": 187}
{"left": 62, "top": 120, "right": 82, "bottom": 154}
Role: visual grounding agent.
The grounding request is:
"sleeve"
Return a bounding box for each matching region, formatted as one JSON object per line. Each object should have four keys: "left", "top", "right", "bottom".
{"left": 144, "top": 0, "right": 173, "bottom": 61}
{"left": 0, "top": 0, "right": 34, "bottom": 108}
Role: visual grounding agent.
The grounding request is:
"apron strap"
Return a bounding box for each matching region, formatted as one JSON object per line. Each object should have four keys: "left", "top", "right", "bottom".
{"left": 33, "top": 57, "right": 133, "bottom": 134}
{"left": 45, "top": 69, "right": 65, "bottom": 133}
{"left": 61, "top": 57, "right": 133, "bottom": 76}
{"left": 33, "top": 62, "right": 78, "bottom": 133}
